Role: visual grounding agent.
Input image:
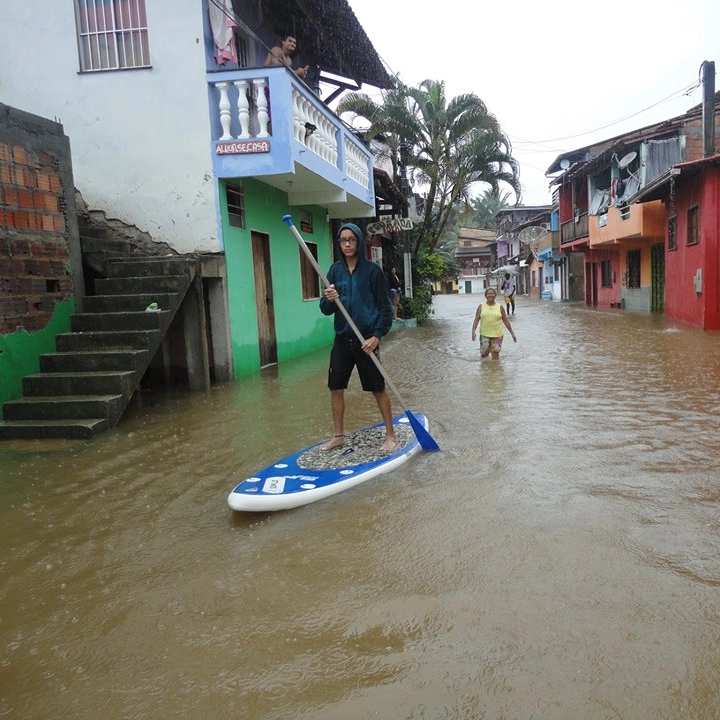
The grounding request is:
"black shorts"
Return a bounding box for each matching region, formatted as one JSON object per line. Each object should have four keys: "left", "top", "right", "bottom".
{"left": 328, "top": 336, "right": 385, "bottom": 392}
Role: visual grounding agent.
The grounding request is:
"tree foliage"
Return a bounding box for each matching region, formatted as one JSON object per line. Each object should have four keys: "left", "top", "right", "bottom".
{"left": 338, "top": 80, "right": 521, "bottom": 320}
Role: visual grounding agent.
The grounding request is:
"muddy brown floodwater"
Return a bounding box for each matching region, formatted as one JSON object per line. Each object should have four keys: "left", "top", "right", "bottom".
{"left": 2, "top": 294, "right": 720, "bottom": 719}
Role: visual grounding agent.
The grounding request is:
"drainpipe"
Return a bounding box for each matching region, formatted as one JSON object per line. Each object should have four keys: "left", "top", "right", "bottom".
{"left": 702, "top": 60, "right": 716, "bottom": 158}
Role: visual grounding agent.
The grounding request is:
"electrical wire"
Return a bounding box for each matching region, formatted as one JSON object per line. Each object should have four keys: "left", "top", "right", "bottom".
{"left": 509, "top": 81, "right": 700, "bottom": 146}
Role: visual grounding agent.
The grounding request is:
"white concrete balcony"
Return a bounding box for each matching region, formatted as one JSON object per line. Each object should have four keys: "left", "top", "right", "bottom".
{"left": 207, "top": 66, "right": 375, "bottom": 218}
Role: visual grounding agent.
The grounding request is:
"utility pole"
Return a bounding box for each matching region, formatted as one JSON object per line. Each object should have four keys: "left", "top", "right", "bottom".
{"left": 398, "top": 142, "right": 413, "bottom": 297}
{"left": 701, "top": 60, "right": 716, "bottom": 158}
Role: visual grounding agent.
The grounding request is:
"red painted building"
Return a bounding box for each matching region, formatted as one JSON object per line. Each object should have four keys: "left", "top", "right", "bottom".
{"left": 547, "top": 86, "right": 720, "bottom": 317}
{"left": 634, "top": 156, "right": 720, "bottom": 329}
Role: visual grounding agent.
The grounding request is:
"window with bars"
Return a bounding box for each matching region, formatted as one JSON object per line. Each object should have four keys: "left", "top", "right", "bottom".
{"left": 686, "top": 205, "right": 699, "bottom": 246}
{"left": 667, "top": 215, "right": 677, "bottom": 251}
{"left": 74, "top": 0, "right": 151, "bottom": 72}
{"left": 300, "top": 243, "right": 320, "bottom": 300}
{"left": 226, "top": 183, "right": 245, "bottom": 228}
{"left": 627, "top": 250, "right": 641, "bottom": 289}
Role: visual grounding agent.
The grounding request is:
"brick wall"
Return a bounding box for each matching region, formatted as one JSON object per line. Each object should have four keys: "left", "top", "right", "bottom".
{"left": 0, "top": 103, "right": 83, "bottom": 334}
{"left": 682, "top": 115, "right": 720, "bottom": 163}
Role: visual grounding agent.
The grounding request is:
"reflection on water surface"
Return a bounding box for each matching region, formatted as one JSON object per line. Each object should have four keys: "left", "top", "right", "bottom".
{"left": 2, "top": 295, "right": 720, "bottom": 719}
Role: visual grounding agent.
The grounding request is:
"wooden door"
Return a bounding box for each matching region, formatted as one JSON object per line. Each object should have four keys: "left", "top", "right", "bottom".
{"left": 586, "top": 261, "right": 598, "bottom": 306}
{"left": 251, "top": 232, "right": 278, "bottom": 368}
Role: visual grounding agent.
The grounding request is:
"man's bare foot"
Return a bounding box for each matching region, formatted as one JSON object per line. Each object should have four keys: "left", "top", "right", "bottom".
{"left": 379, "top": 435, "right": 397, "bottom": 453}
{"left": 319, "top": 434, "right": 344, "bottom": 451}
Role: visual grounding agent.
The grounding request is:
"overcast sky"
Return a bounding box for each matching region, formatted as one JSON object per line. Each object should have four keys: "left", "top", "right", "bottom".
{"left": 346, "top": 0, "right": 719, "bottom": 206}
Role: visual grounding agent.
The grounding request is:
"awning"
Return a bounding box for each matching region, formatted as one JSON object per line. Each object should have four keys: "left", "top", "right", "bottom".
{"left": 628, "top": 168, "right": 680, "bottom": 204}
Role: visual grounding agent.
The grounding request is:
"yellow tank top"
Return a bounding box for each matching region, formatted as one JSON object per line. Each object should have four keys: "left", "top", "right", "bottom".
{"left": 481, "top": 301, "right": 503, "bottom": 337}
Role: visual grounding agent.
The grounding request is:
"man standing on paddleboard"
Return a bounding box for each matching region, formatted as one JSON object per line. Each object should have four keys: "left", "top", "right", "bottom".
{"left": 319, "top": 223, "right": 396, "bottom": 453}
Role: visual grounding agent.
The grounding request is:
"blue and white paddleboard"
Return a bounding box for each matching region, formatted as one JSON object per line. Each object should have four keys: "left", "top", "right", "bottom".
{"left": 227, "top": 414, "right": 428, "bottom": 512}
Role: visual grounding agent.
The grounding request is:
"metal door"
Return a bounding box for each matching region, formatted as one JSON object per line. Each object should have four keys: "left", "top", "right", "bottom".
{"left": 650, "top": 243, "right": 665, "bottom": 313}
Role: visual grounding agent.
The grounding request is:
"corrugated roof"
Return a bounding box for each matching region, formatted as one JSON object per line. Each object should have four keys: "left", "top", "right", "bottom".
{"left": 632, "top": 153, "right": 720, "bottom": 203}
{"left": 255, "top": 0, "right": 395, "bottom": 89}
{"left": 546, "top": 92, "right": 720, "bottom": 176}
{"left": 457, "top": 227, "right": 496, "bottom": 241}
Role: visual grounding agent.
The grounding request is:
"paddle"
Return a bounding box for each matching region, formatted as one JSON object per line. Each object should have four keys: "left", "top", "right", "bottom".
{"left": 282, "top": 214, "right": 440, "bottom": 452}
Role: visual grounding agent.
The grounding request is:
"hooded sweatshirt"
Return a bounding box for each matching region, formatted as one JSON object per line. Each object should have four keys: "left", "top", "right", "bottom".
{"left": 319, "top": 223, "right": 394, "bottom": 340}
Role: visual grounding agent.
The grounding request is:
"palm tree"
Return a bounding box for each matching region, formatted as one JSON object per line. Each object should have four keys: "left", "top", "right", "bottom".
{"left": 405, "top": 80, "right": 520, "bottom": 255}
{"left": 467, "top": 187, "right": 514, "bottom": 229}
{"left": 338, "top": 80, "right": 521, "bottom": 259}
{"left": 337, "top": 85, "right": 414, "bottom": 181}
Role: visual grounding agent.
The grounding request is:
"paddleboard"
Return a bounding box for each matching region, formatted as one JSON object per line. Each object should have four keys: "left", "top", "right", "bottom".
{"left": 227, "top": 414, "right": 428, "bottom": 512}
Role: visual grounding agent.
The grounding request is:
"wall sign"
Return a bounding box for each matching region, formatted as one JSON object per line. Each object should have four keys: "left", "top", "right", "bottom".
{"left": 216, "top": 140, "right": 271, "bottom": 155}
{"left": 367, "top": 218, "right": 414, "bottom": 234}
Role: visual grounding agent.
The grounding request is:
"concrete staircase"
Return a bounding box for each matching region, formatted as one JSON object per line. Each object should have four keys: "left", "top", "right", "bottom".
{"left": 0, "top": 256, "right": 196, "bottom": 440}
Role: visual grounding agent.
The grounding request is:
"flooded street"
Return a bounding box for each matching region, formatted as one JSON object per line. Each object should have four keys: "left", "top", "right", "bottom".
{"left": 2, "top": 293, "right": 720, "bottom": 719}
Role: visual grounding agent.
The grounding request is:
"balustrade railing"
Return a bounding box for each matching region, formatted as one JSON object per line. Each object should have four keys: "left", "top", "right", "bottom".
{"left": 208, "top": 67, "right": 374, "bottom": 205}
{"left": 210, "top": 69, "right": 370, "bottom": 176}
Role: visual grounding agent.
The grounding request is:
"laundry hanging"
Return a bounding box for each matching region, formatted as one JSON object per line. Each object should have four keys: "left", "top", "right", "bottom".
{"left": 209, "top": 0, "right": 238, "bottom": 65}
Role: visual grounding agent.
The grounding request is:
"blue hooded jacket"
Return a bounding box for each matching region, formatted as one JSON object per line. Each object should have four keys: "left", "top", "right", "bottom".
{"left": 319, "top": 223, "right": 394, "bottom": 340}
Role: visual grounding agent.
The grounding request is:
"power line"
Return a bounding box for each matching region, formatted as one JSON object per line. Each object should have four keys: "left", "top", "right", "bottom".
{"left": 509, "top": 81, "right": 700, "bottom": 145}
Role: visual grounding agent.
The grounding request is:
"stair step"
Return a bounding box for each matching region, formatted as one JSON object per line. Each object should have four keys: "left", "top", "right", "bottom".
{"left": 40, "top": 350, "right": 147, "bottom": 373}
{"left": 56, "top": 330, "right": 159, "bottom": 351}
{"left": 83, "top": 293, "right": 176, "bottom": 313}
{"left": 0, "top": 418, "right": 109, "bottom": 440}
{"left": 71, "top": 310, "right": 166, "bottom": 332}
{"left": 105, "top": 258, "right": 195, "bottom": 278}
{"left": 0, "top": 254, "right": 196, "bottom": 441}
{"left": 23, "top": 371, "right": 136, "bottom": 397}
{"left": 3, "top": 394, "right": 125, "bottom": 420}
{"left": 95, "top": 275, "right": 190, "bottom": 294}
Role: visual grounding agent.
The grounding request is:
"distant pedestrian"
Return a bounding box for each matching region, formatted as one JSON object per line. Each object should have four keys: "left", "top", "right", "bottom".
{"left": 387, "top": 266, "right": 402, "bottom": 321}
{"left": 471, "top": 287, "right": 516, "bottom": 360}
{"left": 500, "top": 273, "right": 516, "bottom": 315}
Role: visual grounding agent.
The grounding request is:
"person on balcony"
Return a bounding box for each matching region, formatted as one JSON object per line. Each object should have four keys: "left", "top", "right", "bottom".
{"left": 264, "top": 35, "right": 309, "bottom": 79}
{"left": 319, "top": 223, "right": 396, "bottom": 453}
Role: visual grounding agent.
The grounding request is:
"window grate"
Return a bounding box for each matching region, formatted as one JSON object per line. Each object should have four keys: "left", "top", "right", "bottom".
{"left": 667, "top": 216, "right": 677, "bottom": 251}
{"left": 74, "top": 0, "right": 151, "bottom": 72}
{"left": 226, "top": 183, "right": 245, "bottom": 228}
{"left": 686, "top": 206, "right": 699, "bottom": 246}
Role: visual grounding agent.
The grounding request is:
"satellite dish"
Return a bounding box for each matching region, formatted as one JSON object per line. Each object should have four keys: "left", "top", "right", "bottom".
{"left": 618, "top": 151, "right": 637, "bottom": 170}
{"left": 560, "top": 158, "right": 571, "bottom": 170}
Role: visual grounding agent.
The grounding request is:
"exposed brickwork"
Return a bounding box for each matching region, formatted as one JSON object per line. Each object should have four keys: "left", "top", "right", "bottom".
{"left": 682, "top": 116, "right": 720, "bottom": 162}
{"left": 0, "top": 137, "right": 73, "bottom": 334}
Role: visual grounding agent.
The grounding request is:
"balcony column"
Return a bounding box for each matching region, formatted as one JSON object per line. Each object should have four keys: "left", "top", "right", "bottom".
{"left": 215, "top": 82, "right": 233, "bottom": 140}
{"left": 253, "top": 78, "right": 269, "bottom": 138}
{"left": 234, "top": 80, "right": 251, "bottom": 139}
{"left": 291, "top": 91, "right": 305, "bottom": 143}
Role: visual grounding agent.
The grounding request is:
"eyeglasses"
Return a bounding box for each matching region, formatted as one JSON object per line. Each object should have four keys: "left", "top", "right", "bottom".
{"left": 339, "top": 237, "right": 358, "bottom": 245}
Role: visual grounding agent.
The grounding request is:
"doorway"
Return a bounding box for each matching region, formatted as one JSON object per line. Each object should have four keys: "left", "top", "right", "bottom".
{"left": 650, "top": 243, "right": 665, "bottom": 313}
{"left": 251, "top": 231, "right": 278, "bottom": 368}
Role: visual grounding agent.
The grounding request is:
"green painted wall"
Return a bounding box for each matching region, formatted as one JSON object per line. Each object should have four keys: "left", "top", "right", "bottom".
{"left": 0, "top": 299, "right": 74, "bottom": 406}
{"left": 221, "top": 179, "right": 336, "bottom": 377}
